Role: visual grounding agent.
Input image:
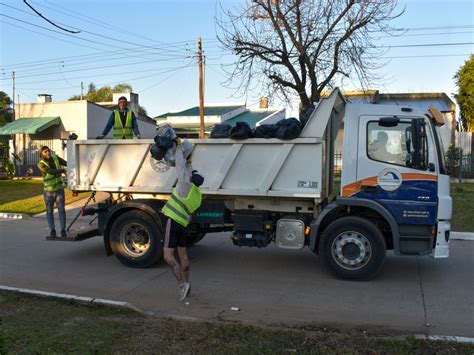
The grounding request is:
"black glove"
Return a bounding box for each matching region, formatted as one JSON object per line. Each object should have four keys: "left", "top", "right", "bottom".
{"left": 96, "top": 135, "right": 105, "bottom": 139}
{"left": 191, "top": 171, "right": 204, "bottom": 186}
{"left": 150, "top": 143, "right": 167, "bottom": 161}
{"left": 154, "top": 135, "right": 174, "bottom": 150}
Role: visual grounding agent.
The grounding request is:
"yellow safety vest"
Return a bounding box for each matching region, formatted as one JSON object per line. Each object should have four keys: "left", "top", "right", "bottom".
{"left": 162, "top": 185, "right": 202, "bottom": 228}
{"left": 113, "top": 109, "right": 133, "bottom": 139}
{"left": 39, "top": 155, "right": 63, "bottom": 191}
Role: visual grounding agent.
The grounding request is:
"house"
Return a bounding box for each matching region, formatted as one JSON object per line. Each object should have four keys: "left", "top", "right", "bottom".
{"left": 155, "top": 102, "right": 286, "bottom": 137}
{"left": 0, "top": 93, "right": 156, "bottom": 176}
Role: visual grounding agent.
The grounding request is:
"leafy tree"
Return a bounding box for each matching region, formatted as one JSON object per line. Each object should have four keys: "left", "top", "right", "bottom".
{"left": 68, "top": 83, "right": 147, "bottom": 116}
{"left": 68, "top": 83, "right": 132, "bottom": 102}
{"left": 0, "top": 91, "right": 13, "bottom": 127}
{"left": 217, "top": 0, "right": 401, "bottom": 121}
{"left": 454, "top": 54, "right": 474, "bottom": 132}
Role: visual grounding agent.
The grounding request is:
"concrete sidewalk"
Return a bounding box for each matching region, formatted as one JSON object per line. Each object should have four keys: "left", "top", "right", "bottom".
{"left": 1, "top": 217, "right": 473, "bottom": 338}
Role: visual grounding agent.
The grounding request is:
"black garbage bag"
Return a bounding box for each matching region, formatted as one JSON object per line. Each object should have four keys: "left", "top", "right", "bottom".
{"left": 150, "top": 143, "right": 167, "bottom": 161}
{"left": 274, "top": 118, "right": 302, "bottom": 140}
{"left": 229, "top": 122, "right": 253, "bottom": 140}
{"left": 253, "top": 124, "right": 277, "bottom": 138}
{"left": 154, "top": 135, "right": 174, "bottom": 150}
{"left": 210, "top": 124, "right": 231, "bottom": 138}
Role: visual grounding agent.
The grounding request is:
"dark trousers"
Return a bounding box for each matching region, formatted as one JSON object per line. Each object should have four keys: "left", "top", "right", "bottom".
{"left": 43, "top": 189, "right": 66, "bottom": 232}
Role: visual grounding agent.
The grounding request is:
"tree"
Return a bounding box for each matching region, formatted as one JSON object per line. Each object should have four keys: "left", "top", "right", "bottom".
{"left": 454, "top": 54, "right": 474, "bottom": 132}
{"left": 0, "top": 91, "right": 13, "bottom": 127}
{"left": 217, "top": 0, "right": 401, "bottom": 121}
{"left": 68, "top": 82, "right": 147, "bottom": 116}
{"left": 69, "top": 82, "right": 132, "bottom": 102}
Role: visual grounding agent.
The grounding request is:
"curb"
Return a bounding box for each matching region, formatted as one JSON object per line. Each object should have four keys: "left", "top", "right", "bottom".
{"left": 451, "top": 232, "right": 474, "bottom": 241}
{"left": 0, "top": 212, "right": 30, "bottom": 220}
{"left": 0, "top": 285, "right": 148, "bottom": 315}
{"left": 415, "top": 334, "right": 474, "bottom": 344}
{"left": 0, "top": 285, "right": 473, "bottom": 344}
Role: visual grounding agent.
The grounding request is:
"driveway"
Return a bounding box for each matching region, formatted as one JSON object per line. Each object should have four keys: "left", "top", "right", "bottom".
{"left": 1, "top": 216, "right": 473, "bottom": 337}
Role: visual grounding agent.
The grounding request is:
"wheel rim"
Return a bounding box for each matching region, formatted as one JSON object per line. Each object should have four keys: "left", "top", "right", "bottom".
{"left": 331, "top": 231, "right": 372, "bottom": 270}
{"left": 119, "top": 222, "right": 151, "bottom": 258}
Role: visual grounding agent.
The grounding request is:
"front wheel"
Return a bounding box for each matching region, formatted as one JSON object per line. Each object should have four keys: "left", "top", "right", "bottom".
{"left": 110, "top": 210, "right": 163, "bottom": 268}
{"left": 319, "top": 216, "right": 386, "bottom": 280}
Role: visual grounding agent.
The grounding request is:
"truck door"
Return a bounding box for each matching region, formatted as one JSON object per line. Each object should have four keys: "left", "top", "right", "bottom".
{"left": 351, "top": 115, "right": 438, "bottom": 226}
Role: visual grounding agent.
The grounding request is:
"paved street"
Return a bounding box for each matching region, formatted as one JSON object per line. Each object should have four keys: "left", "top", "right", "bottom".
{"left": 1, "top": 215, "right": 473, "bottom": 338}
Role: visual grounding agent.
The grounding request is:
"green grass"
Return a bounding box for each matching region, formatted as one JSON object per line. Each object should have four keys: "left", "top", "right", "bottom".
{"left": 0, "top": 291, "right": 472, "bottom": 354}
{"left": 451, "top": 183, "right": 474, "bottom": 232}
{"left": 0, "top": 179, "right": 90, "bottom": 215}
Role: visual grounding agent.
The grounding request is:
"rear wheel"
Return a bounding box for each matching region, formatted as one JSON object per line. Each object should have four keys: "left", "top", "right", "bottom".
{"left": 110, "top": 210, "right": 163, "bottom": 268}
{"left": 319, "top": 216, "right": 386, "bottom": 280}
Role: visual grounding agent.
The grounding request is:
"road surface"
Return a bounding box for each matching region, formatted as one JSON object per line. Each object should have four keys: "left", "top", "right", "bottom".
{"left": 1, "top": 216, "right": 473, "bottom": 337}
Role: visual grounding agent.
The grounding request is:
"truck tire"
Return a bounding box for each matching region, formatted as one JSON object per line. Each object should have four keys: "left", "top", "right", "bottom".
{"left": 110, "top": 210, "right": 163, "bottom": 268}
{"left": 319, "top": 216, "right": 386, "bottom": 280}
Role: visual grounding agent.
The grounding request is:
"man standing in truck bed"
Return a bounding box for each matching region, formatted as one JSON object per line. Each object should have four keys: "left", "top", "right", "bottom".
{"left": 151, "top": 126, "right": 204, "bottom": 301}
{"left": 97, "top": 96, "right": 141, "bottom": 139}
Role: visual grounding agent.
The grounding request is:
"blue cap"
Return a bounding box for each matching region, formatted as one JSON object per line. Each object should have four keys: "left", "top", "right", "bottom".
{"left": 118, "top": 96, "right": 127, "bottom": 102}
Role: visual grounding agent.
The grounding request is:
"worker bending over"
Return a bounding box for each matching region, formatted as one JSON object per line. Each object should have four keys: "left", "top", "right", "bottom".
{"left": 151, "top": 126, "right": 204, "bottom": 301}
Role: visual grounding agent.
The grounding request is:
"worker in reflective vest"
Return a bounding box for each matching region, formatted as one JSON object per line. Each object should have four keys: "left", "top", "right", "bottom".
{"left": 37, "top": 146, "right": 67, "bottom": 237}
{"left": 96, "top": 96, "right": 141, "bottom": 139}
{"left": 152, "top": 133, "right": 204, "bottom": 302}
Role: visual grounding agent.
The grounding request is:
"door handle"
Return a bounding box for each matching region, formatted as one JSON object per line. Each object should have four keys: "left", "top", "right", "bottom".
{"left": 361, "top": 185, "right": 377, "bottom": 193}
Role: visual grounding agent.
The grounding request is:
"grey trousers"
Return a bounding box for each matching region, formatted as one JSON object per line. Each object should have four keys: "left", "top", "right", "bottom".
{"left": 43, "top": 189, "right": 66, "bottom": 232}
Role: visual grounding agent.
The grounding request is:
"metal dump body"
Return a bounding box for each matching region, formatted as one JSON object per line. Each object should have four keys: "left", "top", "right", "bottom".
{"left": 67, "top": 90, "right": 345, "bottom": 203}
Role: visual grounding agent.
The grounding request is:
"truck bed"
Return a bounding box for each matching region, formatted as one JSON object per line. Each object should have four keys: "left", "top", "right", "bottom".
{"left": 67, "top": 89, "right": 345, "bottom": 203}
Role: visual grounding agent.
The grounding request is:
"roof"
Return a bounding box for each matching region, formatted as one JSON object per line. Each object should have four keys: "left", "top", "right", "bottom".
{"left": 155, "top": 105, "right": 243, "bottom": 119}
{"left": 0, "top": 117, "right": 60, "bottom": 135}
{"left": 343, "top": 90, "right": 456, "bottom": 112}
{"left": 224, "top": 110, "right": 277, "bottom": 128}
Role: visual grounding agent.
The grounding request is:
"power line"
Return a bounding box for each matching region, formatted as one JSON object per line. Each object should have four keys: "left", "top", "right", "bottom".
{"left": 32, "top": 0, "right": 196, "bottom": 51}
{"left": 22, "top": 0, "right": 79, "bottom": 33}
{"left": 377, "top": 31, "right": 474, "bottom": 39}
{"left": 380, "top": 42, "right": 474, "bottom": 48}
{"left": 12, "top": 64, "right": 194, "bottom": 86}
{"left": 3, "top": 2, "right": 190, "bottom": 53}
{"left": 0, "top": 13, "right": 192, "bottom": 58}
{"left": 0, "top": 19, "right": 104, "bottom": 52}
{"left": 2, "top": 57, "right": 194, "bottom": 81}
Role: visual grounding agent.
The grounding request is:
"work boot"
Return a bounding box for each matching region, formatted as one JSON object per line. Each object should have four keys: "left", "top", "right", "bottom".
{"left": 179, "top": 282, "right": 190, "bottom": 302}
{"left": 50, "top": 230, "right": 57, "bottom": 238}
{"left": 60, "top": 230, "right": 67, "bottom": 237}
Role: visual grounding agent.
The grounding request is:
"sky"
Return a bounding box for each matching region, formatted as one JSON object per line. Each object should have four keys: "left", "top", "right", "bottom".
{"left": 0, "top": 0, "right": 473, "bottom": 118}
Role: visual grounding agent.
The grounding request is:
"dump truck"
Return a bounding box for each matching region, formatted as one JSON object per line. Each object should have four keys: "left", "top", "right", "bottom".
{"left": 65, "top": 89, "right": 451, "bottom": 280}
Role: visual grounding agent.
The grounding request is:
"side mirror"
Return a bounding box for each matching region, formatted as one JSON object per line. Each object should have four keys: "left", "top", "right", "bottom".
{"left": 410, "top": 118, "right": 427, "bottom": 169}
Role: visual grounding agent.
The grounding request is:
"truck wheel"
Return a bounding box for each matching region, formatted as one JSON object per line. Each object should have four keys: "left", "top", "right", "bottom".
{"left": 110, "top": 210, "right": 163, "bottom": 268}
{"left": 319, "top": 216, "right": 386, "bottom": 280}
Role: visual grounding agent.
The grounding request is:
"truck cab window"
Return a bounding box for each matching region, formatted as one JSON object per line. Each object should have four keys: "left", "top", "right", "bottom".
{"left": 367, "top": 122, "right": 410, "bottom": 166}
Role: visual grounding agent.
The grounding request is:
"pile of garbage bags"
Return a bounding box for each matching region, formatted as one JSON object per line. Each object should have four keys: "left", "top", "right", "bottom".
{"left": 210, "top": 118, "right": 302, "bottom": 140}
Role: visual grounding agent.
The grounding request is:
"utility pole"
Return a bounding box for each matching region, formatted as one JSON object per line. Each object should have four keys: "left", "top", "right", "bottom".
{"left": 80, "top": 81, "right": 84, "bottom": 100}
{"left": 12, "top": 71, "right": 17, "bottom": 171}
{"left": 198, "top": 37, "right": 205, "bottom": 139}
{"left": 12, "top": 71, "right": 15, "bottom": 121}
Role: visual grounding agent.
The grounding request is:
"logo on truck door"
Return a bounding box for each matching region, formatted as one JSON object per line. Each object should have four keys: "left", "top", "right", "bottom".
{"left": 377, "top": 168, "right": 402, "bottom": 191}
